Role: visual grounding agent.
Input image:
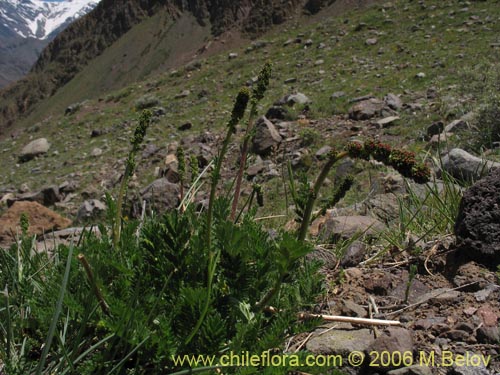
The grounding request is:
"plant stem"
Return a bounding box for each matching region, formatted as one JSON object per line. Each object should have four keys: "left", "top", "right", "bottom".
{"left": 187, "top": 88, "right": 249, "bottom": 346}
{"left": 113, "top": 162, "right": 131, "bottom": 247}
{"left": 78, "top": 254, "right": 110, "bottom": 316}
{"left": 253, "top": 274, "right": 284, "bottom": 312}
{"left": 230, "top": 101, "right": 258, "bottom": 221}
{"left": 297, "top": 151, "right": 348, "bottom": 242}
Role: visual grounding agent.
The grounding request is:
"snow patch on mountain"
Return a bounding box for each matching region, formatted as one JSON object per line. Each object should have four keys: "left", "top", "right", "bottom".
{"left": 0, "top": 0, "right": 99, "bottom": 40}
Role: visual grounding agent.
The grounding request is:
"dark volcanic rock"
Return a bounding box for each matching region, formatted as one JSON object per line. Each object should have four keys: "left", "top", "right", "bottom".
{"left": 454, "top": 169, "right": 500, "bottom": 267}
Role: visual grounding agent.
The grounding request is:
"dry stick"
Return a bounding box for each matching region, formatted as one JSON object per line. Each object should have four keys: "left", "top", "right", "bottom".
{"left": 78, "top": 254, "right": 110, "bottom": 316}
{"left": 424, "top": 243, "right": 439, "bottom": 276}
{"left": 298, "top": 313, "right": 401, "bottom": 327}
{"left": 294, "top": 331, "right": 315, "bottom": 353}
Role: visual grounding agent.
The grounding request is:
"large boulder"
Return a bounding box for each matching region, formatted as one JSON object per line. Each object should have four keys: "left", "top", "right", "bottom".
{"left": 19, "top": 138, "right": 50, "bottom": 162}
{"left": 454, "top": 169, "right": 500, "bottom": 267}
{"left": 0, "top": 201, "right": 72, "bottom": 245}
{"left": 348, "top": 98, "right": 385, "bottom": 120}
{"left": 440, "top": 148, "right": 500, "bottom": 182}
{"left": 252, "top": 116, "right": 282, "bottom": 155}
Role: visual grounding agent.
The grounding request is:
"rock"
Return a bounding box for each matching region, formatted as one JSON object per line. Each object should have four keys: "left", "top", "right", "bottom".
{"left": 427, "top": 121, "right": 444, "bottom": 137}
{"left": 306, "top": 325, "right": 374, "bottom": 356}
{"left": 91, "top": 147, "right": 103, "bottom": 157}
{"left": 445, "top": 119, "right": 469, "bottom": 133}
{"left": 340, "top": 241, "right": 367, "bottom": 267}
{"left": 416, "top": 288, "right": 461, "bottom": 306}
{"left": 76, "top": 199, "right": 106, "bottom": 221}
{"left": 19, "top": 183, "right": 30, "bottom": 193}
{"left": 91, "top": 129, "right": 105, "bottom": 137}
{"left": 448, "top": 352, "right": 491, "bottom": 375}
{"left": 429, "top": 132, "right": 453, "bottom": 145}
{"left": 363, "top": 194, "right": 400, "bottom": 221}
{"left": 440, "top": 148, "right": 500, "bottom": 181}
{"left": 384, "top": 93, "right": 403, "bottom": 110}
{"left": 65, "top": 103, "right": 81, "bottom": 115}
{"left": 141, "top": 143, "right": 160, "bottom": 159}
{"left": 252, "top": 116, "right": 282, "bottom": 155}
{"left": 59, "top": 180, "right": 78, "bottom": 194}
{"left": 161, "top": 154, "right": 179, "bottom": 183}
{"left": 476, "top": 305, "right": 498, "bottom": 327}
{"left": 9, "top": 185, "right": 62, "bottom": 207}
{"left": 341, "top": 300, "right": 367, "bottom": 317}
{"left": 474, "top": 284, "right": 499, "bottom": 302}
{"left": 319, "top": 215, "right": 385, "bottom": 242}
{"left": 153, "top": 107, "right": 166, "bottom": 116}
{"left": 377, "top": 116, "right": 400, "bottom": 127}
{"left": 454, "top": 169, "right": 500, "bottom": 266}
{"left": 367, "top": 328, "right": 414, "bottom": 369}
{"left": 387, "top": 365, "right": 432, "bottom": 375}
{"left": 348, "top": 98, "right": 385, "bottom": 120}
{"left": 365, "top": 38, "right": 378, "bottom": 45}
{"left": 382, "top": 173, "right": 406, "bottom": 194}
{"left": 285, "top": 92, "right": 311, "bottom": 106}
{"left": 178, "top": 122, "right": 192, "bottom": 131}
{"left": 0, "top": 201, "right": 72, "bottom": 245}
{"left": 331, "top": 91, "right": 345, "bottom": 99}
{"left": 175, "top": 90, "right": 190, "bottom": 99}
{"left": 476, "top": 326, "right": 500, "bottom": 344}
{"left": 247, "top": 156, "right": 265, "bottom": 178}
{"left": 315, "top": 145, "right": 333, "bottom": 159}
{"left": 364, "top": 272, "right": 393, "bottom": 295}
{"left": 265, "top": 106, "right": 289, "bottom": 120}
{"left": 133, "top": 178, "right": 180, "bottom": 217}
{"left": 334, "top": 157, "right": 355, "bottom": 178}
{"left": 19, "top": 138, "right": 50, "bottom": 162}
{"left": 36, "top": 227, "right": 100, "bottom": 252}
{"left": 442, "top": 329, "right": 470, "bottom": 341}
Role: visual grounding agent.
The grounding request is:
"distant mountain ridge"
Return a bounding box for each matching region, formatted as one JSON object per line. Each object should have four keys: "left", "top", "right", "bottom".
{"left": 0, "top": 0, "right": 98, "bottom": 87}
{"left": 0, "top": 0, "right": 335, "bottom": 135}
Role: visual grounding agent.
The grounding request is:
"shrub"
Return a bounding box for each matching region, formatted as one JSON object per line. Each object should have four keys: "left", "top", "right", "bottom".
{"left": 299, "top": 127, "right": 320, "bottom": 147}
{"left": 134, "top": 94, "right": 160, "bottom": 110}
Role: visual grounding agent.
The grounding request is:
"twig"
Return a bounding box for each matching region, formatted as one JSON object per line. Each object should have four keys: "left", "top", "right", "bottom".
{"left": 254, "top": 215, "right": 286, "bottom": 221}
{"left": 424, "top": 243, "right": 439, "bottom": 276}
{"left": 294, "top": 331, "right": 315, "bottom": 353}
{"left": 369, "top": 295, "right": 379, "bottom": 315}
{"left": 298, "top": 313, "right": 401, "bottom": 326}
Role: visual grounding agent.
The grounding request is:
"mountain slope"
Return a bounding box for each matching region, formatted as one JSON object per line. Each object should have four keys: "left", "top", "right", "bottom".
{"left": 0, "top": 0, "right": 99, "bottom": 87}
{"left": 0, "top": 0, "right": 334, "bottom": 136}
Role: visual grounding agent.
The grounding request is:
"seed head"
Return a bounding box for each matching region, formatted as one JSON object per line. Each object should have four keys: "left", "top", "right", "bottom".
{"left": 228, "top": 87, "right": 251, "bottom": 131}
{"left": 252, "top": 62, "right": 272, "bottom": 101}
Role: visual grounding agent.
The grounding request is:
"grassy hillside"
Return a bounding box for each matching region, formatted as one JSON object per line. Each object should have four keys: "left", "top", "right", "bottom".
{"left": 2, "top": 0, "right": 499, "bottom": 196}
